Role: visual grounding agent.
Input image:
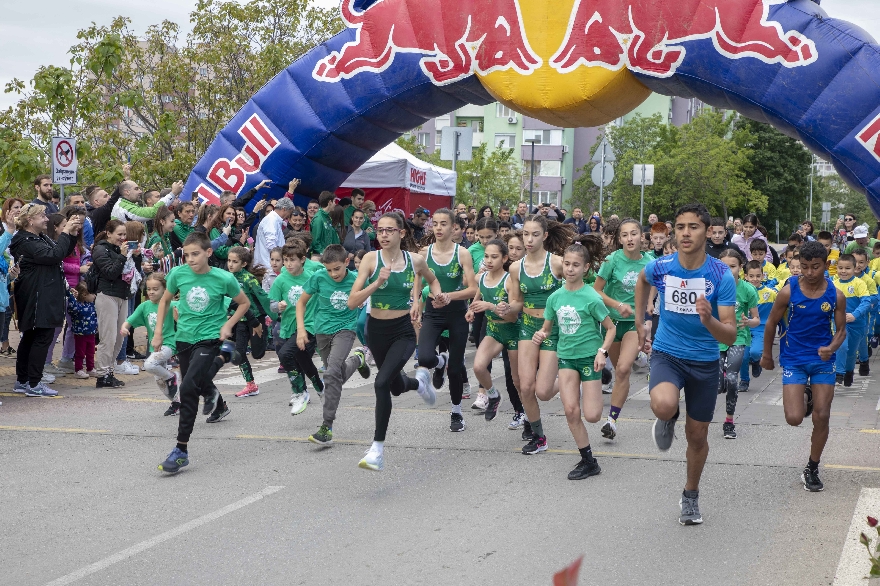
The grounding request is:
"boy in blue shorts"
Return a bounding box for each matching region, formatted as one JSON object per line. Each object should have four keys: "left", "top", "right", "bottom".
{"left": 739, "top": 259, "right": 778, "bottom": 391}
{"left": 635, "top": 203, "right": 737, "bottom": 526}
{"left": 761, "top": 241, "right": 846, "bottom": 492}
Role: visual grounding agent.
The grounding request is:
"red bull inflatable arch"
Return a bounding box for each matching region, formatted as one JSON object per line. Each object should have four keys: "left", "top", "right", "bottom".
{"left": 184, "top": 0, "right": 880, "bottom": 217}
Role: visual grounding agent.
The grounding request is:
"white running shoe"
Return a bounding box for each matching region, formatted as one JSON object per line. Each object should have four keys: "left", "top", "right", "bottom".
{"left": 634, "top": 351, "right": 649, "bottom": 370}
{"left": 601, "top": 418, "right": 618, "bottom": 440}
{"left": 471, "top": 392, "right": 488, "bottom": 411}
{"left": 358, "top": 446, "right": 384, "bottom": 471}
{"left": 74, "top": 370, "right": 89, "bottom": 379}
{"left": 290, "top": 391, "right": 309, "bottom": 415}
{"left": 40, "top": 372, "right": 56, "bottom": 384}
{"left": 414, "top": 368, "right": 436, "bottom": 406}
{"left": 116, "top": 361, "right": 140, "bottom": 375}
{"left": 508, "top": 412, "right": 526, "bottom": 430}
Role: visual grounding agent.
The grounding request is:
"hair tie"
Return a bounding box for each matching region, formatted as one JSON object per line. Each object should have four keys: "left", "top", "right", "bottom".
{"left": 574, "top": 241, "right": 582, "bottom": 245}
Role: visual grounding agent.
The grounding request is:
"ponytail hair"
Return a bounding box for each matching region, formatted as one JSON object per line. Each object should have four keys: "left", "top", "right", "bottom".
{"left": 522, "top": 214, "right": 575, "bottom": 256}
{"left": 569, "top": 234, "right": 605, "bottom": 275}
{"left": 228, "top": 246, "right": 266, "bottom": 281}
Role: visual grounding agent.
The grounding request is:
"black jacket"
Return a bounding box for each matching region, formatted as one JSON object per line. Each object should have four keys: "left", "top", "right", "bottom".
{"left": 86, "top": 186, "right": 123, "bottom": 234}
{"left": 706, "top": 240, "right": 740, "bottom": 259}
{"left": 10, "top": 230, "right": 75, "bottom": 330}
{"left": 92, "top": 240, "right": 131, "bottom": 299}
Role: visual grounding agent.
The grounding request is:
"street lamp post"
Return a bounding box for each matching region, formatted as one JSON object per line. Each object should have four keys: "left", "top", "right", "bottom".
{"left": 525, "top": 138, "right": 538, "bottom": 213}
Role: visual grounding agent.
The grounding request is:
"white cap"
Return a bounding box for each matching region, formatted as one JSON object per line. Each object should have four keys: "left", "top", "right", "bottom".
{"left": 854, "top": 225, "right": 869, "bottom": 239}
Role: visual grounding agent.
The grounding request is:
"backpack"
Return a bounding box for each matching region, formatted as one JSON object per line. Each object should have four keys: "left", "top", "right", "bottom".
{"left": 83, "top": 263, "right": 99, "bottom": 294}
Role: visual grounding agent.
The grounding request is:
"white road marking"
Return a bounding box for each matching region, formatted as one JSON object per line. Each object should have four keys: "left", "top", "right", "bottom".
{"left": 833, "top": 488, "right": 880, "bottom": 585}
{"left": 44, "top": 485, "right": 284, "bottom": 586}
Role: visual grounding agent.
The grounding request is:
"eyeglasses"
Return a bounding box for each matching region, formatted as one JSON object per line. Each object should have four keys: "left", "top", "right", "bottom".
{"left": 375, "top": 227, "right": 400, "bottom": 235}
{"left": 845, "top": 217, "right": 854, "bottom": 221}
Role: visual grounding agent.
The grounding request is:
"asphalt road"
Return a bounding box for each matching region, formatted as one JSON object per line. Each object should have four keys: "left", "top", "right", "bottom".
{"left": 2, "top": 337, "right": 879, "bottom": 586}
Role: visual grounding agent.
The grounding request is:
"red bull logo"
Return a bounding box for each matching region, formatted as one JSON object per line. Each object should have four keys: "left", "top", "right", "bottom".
{"left": 857, "top": 113, "right": 880, "bottom": 163}
{"left": 313, "top": 0, "right": 541, "bottom": 84}
{"left": 550, "top": 0, "right": 818, "bottom": 78}
{"left": 205, "top": 114, "right": 280, "bottom": 195}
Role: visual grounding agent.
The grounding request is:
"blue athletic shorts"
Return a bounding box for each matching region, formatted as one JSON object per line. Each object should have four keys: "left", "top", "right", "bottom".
{"left": 781, "top": 362, "right": 836, "bottom": 386}
{"left": 649, "top": 351, "right": 720, "bottom": 423}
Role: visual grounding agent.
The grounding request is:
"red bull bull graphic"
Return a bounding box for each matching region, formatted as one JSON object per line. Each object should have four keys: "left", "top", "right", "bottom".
{"left": 185, "top": 0, "right": 880, "bottom": 218}
{"left": 550, "top": 0, "right": 817, "bottom": 77}
{"left": 313, "top": 0, "right": 541, "bottom": 84}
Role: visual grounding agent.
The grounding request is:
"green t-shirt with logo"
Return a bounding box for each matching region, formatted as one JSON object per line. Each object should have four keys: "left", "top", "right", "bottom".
{"left": 269, "top": 267, "right": 317, "bottom": 339}
{"left": 128, "top": 299, "right": 177, "bottom": 349}
{"left": 304, "top": 269, "right": 359, "bottom": 334}
{"left": 470, "top": 242, "right": 485, "bottom": 273}
{"left": 597, "top": 249, "right": 651, "bottom": 321}
{"left": 166, "top": 265, "right": 242, "bottom": 344}
{"left": 544, "top": 284, "right": 609, "bottom": 360}
{"left": 720, "top": 279, "right": 759, "bottom": 351}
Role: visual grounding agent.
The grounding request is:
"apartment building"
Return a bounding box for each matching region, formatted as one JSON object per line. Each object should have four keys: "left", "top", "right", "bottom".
{"left": 407, "top": 96, "right": 709, "bottom": 208}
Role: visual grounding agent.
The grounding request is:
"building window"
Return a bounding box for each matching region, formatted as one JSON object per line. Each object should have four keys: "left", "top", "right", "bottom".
{"left": 436, "top": 132, "right": 443, "bottom": 146}
{"left": 523, "top": 129, "right": 563, "bottom": 145}
{"left": 496, "top": 104, "right": 514, "bottom": 118}
{"left": 417, "top": 132, "right": 430, "bottom": 147}
{"left": 539, "top": 161, "right": 561, "bottom": 176}
{"left": 536, "top": 191, "right": 560, "bottom": 206}
{"left": 199, "top": 67, "right": 208, "bottom": 76}
{"left": 494, "top": 133, "right": 515, "bottom": 148}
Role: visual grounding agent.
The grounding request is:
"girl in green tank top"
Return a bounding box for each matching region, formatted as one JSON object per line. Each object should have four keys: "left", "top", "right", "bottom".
{"left": 592, "top": 219, "right": 651, "bottom": 439}
{"left": 507, "top": 215, "right": 572, "bottom": 455}
{"left": 468, "top": 240, "right": 520, "bottom": 421}
{"left": 369, "top": 250, "right": 416, "bottom": 310}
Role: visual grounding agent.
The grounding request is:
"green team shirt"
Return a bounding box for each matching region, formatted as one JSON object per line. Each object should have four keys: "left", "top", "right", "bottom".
{"left": 269, "top": 267, "right": 317, "bottom": 339}
{"left": 845, "top": 239, "right": 880, "bottom": 260}
{"left": 305, "top": 258, "right": 324, "bottom": 273}
{"left": 128, "top": 299, "right": 177, "bottom": 348}
{"left": 469, "top": 242, "right": 485, "bottom": 273}
{"left": 544, "top": 284, "right": 609, "bottom": 359}
{"left": 310, "top": 208, "right": 340, "bottom": 255}
{"left": 720, "top": 279, "right": 759, "bottom": 351}
{"left": 597, "top": 249, "right": 651, "bottom": 321}
{"left": 303, "top": 269, "right": 359, "bottom": 334}
{"left": 344, "top": 205, "right": 373, "bottom": 232}
{"left": 166, "top": 265, "right": 242, "bottom": 344}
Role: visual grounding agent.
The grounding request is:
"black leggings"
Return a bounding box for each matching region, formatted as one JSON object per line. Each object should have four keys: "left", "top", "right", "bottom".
{"left": 17, "top": 327, "right": 54, "bottom": 387}
{"left": 417, "top": 301, "right": 468, "bottom": 406}
{"left": 277, "top": 332, "right": 319, "bottom": 380}
{"left": 367, "top": 315, "right": 419, "bottom": 442}
{"left": 175, "top": 340, "right": 223, "bottom": 444}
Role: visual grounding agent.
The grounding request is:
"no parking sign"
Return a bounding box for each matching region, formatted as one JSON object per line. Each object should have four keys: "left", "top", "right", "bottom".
{"left": 52, "top": 137, "right": 77, "bottom": 185}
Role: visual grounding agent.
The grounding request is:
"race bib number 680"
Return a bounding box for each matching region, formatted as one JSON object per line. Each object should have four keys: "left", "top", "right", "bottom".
{"left": 664, "top": 277, "right": 707, "bottom": 315}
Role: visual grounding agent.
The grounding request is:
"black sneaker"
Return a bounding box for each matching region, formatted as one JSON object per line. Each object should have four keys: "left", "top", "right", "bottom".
{"left": 567, "top": 457, "right": 601, "bottom": 480}
{"left": 432, "top": 364, "right": 446, "bottom": 390}
{"left": 751, "top": 361, "right": 762, "bottom": 378}
{"left": 835, "top": 373, "right": 844, "bottom": 386}
{"left": 166, "top": 376, "right": 178, "bottom": 401}
{"left": 522, "top": 435, "right": 548, "bottom": 455}
{"left": 206, "top": 402, "right": 230, "bottom": 423}
{"left": 450, "top": 412, "right": 466, "bottom": 432}
{"left": 96, "top": 375, "right": 124, "bottom": 389}
{"left": 522, "top": 420, "right": 534, "bottom": 441}
{"left": 164, "top": 402, "right": 181, "bottom": 416}
{"left": 859, "top": 362, "right": 870, "bottom": 376}
{"left": 844, "top": 370, "right": 854, "bottom": 387}
{"left": 108, "top": 374, "right": 125, "bottom": 387}
{"left": 127, "top": 350, "right": 147, "bottom": 360}
{"left": 722, "top": 421, "right": 737, "bottom": 439}
{"left": 308, "top": 424, "right": 333, "bottom": 445}
{"left": 484, "top": 394, "right": 502, "bottom": 421}
{"left": 353, "top": 348, "right": 371, "bottom": 379}
{"left": 601, "top": 367, "right": 612, "bottom": 385}
{"left": 203, "top": 388, "right": 220, "bottom": 415}
{"left": 801, "top": 466, "right": 824, "bottom": 492}
{"left": 804, "top": 384, "right": 813, "bottom": 417}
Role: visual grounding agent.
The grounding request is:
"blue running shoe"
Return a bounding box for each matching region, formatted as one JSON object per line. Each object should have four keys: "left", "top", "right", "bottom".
{"left": 158, "top": 447, "right": 189, "bottom": 474}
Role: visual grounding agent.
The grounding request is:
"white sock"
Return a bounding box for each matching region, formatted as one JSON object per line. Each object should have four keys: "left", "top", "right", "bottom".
{"left": 486, "top": 386, "right": 499, "bottom": 398}
{"left": 371, "top": 441, "right": 384, "bottom": 453}
{"left": 452, "top": 404, "right": 462, "bottom": 415}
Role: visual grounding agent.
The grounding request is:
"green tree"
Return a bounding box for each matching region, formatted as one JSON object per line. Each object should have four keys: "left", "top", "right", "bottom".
{"left": 813, "top": 174, "right": 877, "bottom": 234}
{"left": 0, "top": 0, "right": 342, "bottom": 198}
{"left": 733, "top": 117, "right": 811, "bottom": 237}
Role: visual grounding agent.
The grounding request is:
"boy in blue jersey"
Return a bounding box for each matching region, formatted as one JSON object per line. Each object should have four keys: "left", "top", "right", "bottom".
{"left": 748, "top": 239, "right": 778, "bottom": 289}
{"left": 635, "top": 203, "right": 737, "bottom": 526}
{"left": 739, "top": 260, "right": 778, "bottom": 391}
{"left": 761, "top": 241, "right": 846, "bottom": 492}
{"left": 832, "top": 254, "right": 871, "bottom": 386}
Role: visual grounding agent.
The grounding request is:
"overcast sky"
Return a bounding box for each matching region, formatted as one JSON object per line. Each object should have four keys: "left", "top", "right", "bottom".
{"left": 1, "top": 0, "right": 877, "bottom": 110}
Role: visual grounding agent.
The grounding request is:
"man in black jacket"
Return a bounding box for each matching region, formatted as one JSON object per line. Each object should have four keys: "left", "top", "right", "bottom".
{"left": 706, "top": 216, "right": 741, "bottom": 258}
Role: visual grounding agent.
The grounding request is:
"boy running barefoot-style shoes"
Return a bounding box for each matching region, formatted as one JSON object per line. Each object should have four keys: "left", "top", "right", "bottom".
{"left": 414, "top": 368, "right": 436, "bottom": 406}
{"left": 235, "top": 381, "right": 260, "bottom": 398}
{"left": 601, "top": 419, "right": 617, "bottom": 440}
{"left": 290, "top": 391, "right": 310, "bottom": 415}
{"left": 358, "top": 446, "right": 384, "bottom": 471}
{"left": 679, "top": 491, "right": 703, "bottom": 525}
{"left": 158, "top": 447, "right": 189, "bottom": 474}
{"left": 353, "top": 348, "right": 371, "bottom": 379}
{"left": 653, "top": 412, "right": 678, "bottom": 452}
{"left": 802, "top": 467, "right": 824, "bottom": 492}
{"left": 568, "top": 457, "right": 601, "bottom": 480}
{"left": 309, "top": 424, "right": 333, "bottom": 445}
